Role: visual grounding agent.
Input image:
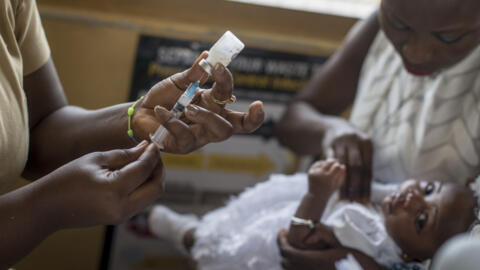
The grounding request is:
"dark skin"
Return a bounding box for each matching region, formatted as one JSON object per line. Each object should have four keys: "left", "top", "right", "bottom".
{"left": 283, "top": 172, "right": 475, "bottom": 269}
{"left": 276, "top": 0, "right": 480, "bottom": 268}
{"left": 26, "top": 52, "right": 264, "bottom": 176}
{"left": 278, "top": 229, "right": 386, "bottom": 270}
{"left": 276, "top": 11, "right": 379, "bottom": 203}
{"left": 287, "top": 160, "right": 344, "bottom": 250}
{"left": 383, "top": 180, "right": 476, "bottom": 261}
{"left": 379, "top": 0, "right": 480, "bottom": 75}
{"left": 0, "top": 51, "right": 264, "bottom": 267}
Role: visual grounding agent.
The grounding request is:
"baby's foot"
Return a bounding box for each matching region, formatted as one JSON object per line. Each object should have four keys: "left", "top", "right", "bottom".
{"left": 148, "top": 205, "right": 199, "bottom": 256}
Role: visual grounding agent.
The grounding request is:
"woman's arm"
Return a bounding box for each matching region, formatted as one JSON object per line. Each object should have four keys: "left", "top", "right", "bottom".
{"left": 23, "top": 60, "right": 132, "bottom": 177}
{"left": 276, "top": 12, "right": 379, "bottom": 203}
{"left": 23, "top": 54, "right": 264, "bottom": 179}
{"left": 276, "top": 11, "right": 379, "bottom": 155}
{"left": 1, "top": 143, "right": 164, "bottom": 268}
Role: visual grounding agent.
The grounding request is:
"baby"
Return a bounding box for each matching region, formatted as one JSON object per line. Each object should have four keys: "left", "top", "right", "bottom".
{"left": 287, "top": 159, "right": 477, "bottom": 267}
{"left": 148, "top": 160, "right": 478, "bottom": 269}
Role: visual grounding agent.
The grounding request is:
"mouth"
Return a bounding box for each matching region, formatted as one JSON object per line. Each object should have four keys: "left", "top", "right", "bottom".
{"left": 404, "top": 64, "right": 435, "bottom": 76}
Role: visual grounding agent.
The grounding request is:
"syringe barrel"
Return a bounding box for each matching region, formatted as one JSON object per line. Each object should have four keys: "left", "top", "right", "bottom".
{"left": 149, "top": 81, "right": 199, "bottom": 149}
{"left": 150, "top": 125, "right": 168, "bottom": 149}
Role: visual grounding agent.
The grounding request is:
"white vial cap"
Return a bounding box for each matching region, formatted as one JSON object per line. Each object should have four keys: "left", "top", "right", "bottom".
{"left": 200, "top": 31, "right": 245, "bottom": 75}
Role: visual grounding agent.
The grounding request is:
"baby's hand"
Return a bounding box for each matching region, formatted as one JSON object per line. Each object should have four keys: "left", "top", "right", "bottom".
{"left": 308, "top": 159, "right": 346, "bottom": 196}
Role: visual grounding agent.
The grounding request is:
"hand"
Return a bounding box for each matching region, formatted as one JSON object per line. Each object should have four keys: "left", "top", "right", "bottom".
{"left": 322, "top": 120, "right": 372, "bottom": 203}
{"left": 303, "top": 223, "right": 342, "bottom": 250}
{"left": 308, "top": 159, "right": 345, "bottom": 196}
{"left": 40, "top": 141, "right": 164, "bottom": 229}
{"left": 278, "top": 228, "right": 346, "bottom": 270}
{"left": 133, "top": 51, "right": 264, "bottom": 154}
{"left": 278, "top": 229, "right": 385, "bottom": 270}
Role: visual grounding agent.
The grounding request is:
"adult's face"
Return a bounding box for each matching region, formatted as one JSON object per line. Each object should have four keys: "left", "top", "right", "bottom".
{"left": 379, "top": 0, "right": 480, "bottom": 76}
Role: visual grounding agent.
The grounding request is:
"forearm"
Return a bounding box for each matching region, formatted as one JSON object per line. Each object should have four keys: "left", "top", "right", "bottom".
{"left": 277, "top": 101, "right": 348, "bottom": 155}
{"left": 0, "top": 180, "right": 60, "bottom": 268}
{"left": 25, "top": 103, "right": 133, "bottom": 178}
{"left": 288, "top": 191, "right": 332, "bottom": 248}
{"left": 276, "top": 13, "right": 380, "bottom": 156}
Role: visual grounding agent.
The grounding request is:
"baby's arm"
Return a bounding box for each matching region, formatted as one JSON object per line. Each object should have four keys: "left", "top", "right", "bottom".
{"left": 287, "top": 159, "right": 345, "bottom": 249}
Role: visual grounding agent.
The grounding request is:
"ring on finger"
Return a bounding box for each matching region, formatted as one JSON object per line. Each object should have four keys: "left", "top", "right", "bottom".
{"left": 210, "top": 93, "right": 236, "bottom": 105}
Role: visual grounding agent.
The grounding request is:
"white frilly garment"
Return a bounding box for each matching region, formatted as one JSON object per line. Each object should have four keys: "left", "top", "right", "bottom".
{"left": 192, "top": 173, "right": 401, "bottom": 270}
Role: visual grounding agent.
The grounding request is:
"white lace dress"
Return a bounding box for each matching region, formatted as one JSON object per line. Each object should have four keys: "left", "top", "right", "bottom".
{"left": 191, "top": 173, "right": 401, "bottom": 270}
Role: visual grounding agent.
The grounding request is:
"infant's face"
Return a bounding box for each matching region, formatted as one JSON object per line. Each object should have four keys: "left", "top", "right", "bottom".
{"left": 379, "top": 0, "right": 480, "bottom": 76}
{"left": 382, "top": 180, "right": 475, "bottom": 261}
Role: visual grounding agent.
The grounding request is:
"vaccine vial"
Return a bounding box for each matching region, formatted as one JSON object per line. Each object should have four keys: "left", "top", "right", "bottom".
{"left": 199, "top": 31, "right": 245, "bottom": 75}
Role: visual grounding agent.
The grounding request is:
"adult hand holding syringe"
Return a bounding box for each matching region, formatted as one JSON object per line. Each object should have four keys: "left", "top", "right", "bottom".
{"left": 132, "top": 32, "right": 265, "bottom": 154}
{"left": 150, "top": 81, "right": 200, "bottom": 149}
{"left": 150, "top": 31, "right": 246, "bottom": 150}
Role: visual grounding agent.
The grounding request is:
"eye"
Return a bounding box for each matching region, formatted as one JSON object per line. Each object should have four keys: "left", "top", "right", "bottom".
{"left": 391, "top": 19, "right": 410, "bottom": 31}
{"left": 424, "top": 182, "right": 435, "bottom": 195}
{"left": 415, "top": 212, "right": 429, "bottom": 233}
{"left": 385, "top": 13, "right": 410, "bottom": 31}
{"left": 435, "top": 33, "right": 464, "bottom": 44}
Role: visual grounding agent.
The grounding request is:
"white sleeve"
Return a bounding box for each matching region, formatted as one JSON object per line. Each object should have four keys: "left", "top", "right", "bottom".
{"left": 324, "top": 204, "right": 402, "bottom": 267}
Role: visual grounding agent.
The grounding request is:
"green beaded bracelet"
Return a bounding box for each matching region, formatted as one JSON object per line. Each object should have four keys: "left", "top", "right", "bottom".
{"left": 127, "top": 96, "right": 144, "bottom": 144}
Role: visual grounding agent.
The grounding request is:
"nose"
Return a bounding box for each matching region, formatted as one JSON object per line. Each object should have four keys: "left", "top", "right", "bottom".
{"left": 401, "top": 35, "right": 433, "bottom": 65}
{"left": 402, "top": 189, "right": 425, "bottom": 212}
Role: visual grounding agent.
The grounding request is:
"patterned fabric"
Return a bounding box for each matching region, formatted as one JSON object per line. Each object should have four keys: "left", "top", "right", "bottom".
{"left": 350, "top": 30, "right": 480, "bottom": 185}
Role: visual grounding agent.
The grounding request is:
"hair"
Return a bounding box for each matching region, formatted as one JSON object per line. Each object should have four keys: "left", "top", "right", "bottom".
{"left": 432, "top": 184, "right": 478, "bottom": 254}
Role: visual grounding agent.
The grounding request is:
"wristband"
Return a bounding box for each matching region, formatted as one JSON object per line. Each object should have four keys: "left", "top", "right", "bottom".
{"left": 291, "top": 216, "right": 316, "bottom": 229}
{"left": 127, "top": 96, "right": 144, "bottom": 144}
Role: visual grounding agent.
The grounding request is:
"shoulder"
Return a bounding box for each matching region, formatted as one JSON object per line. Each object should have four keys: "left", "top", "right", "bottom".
{"left": 338, "top": 10, "right": 381, "bottom": 63}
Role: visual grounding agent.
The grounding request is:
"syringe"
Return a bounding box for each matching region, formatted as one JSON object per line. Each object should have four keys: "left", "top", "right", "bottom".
{"left": 150, "top": 80, "right": 200, "bottom": 149}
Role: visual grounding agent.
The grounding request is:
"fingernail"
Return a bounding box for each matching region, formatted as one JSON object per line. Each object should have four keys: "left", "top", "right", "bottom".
{"left": 136, "top": 140, "right": 148, "bottom": 148}
{"left": 256, "top": 107, "right": 264, "bottom": 116}
{"left": 186, "top": 104, "right": 199, "bottom": 116}
{"left": 154, "top": 106, "right": 171, "bottom": 122}
{"left": 214, "top": 63, "right": 225, "bottom": 74}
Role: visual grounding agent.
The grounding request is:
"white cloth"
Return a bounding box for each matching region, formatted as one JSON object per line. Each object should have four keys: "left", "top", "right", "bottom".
{"left": 335, "top": 253, "right": 364, "bottom": 270}
{"left": 323, "top": 195, "right": 401, "bottom": 267}
{"left": 432, "top": 234, "right": 480, "bottom": 270}
{"left": 191, "top": 173, "right": 401, "bottom": 270}
{"left": 350, "top": 30, "right": 480, "bottom": 185}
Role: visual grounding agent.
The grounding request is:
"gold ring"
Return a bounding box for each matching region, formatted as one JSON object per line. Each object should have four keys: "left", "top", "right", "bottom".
{"left": 210, "top": 94, "right": 236, "bottom": 105}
